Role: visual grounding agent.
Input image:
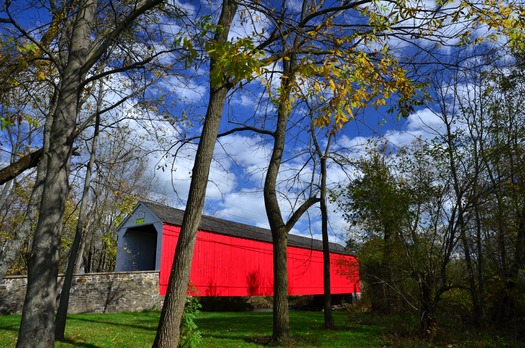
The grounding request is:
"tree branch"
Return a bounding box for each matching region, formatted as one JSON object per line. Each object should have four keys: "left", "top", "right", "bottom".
{"left": 285, "top": 196, "right": 321, "bottom": 232}
{"left": 0, "top": 148, "right": 44, "bottom": 185}
{"left": 217, "top": 125, "right": 275, "bottom": 138}
{"left": 82, "top": 0, "right": 164, "bottom": 75}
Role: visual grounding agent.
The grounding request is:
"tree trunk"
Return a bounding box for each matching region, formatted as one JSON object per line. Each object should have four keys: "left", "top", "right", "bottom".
{"left": 271, "top": 228, "right": 290, "bottom": 342}
{"left": 419, "top": 274, "right": 436, "bottom": 337}
{"left": 16, "top": 2, "right": 97, "bottom": 346}
{"left": 0, "top": 152, "right": 46, "bottom": 280}
{"left": 444, "top": 111, "right": 482, "bottom": 326}
{"left": 0, "top": 89, "right": 57, "bottom": 280}
{"left": 320, "top": 152, "right": 334, "bottom": 329}
{"left": 310, "top": 127, "right": 335, "bottom": 329}
{"left": 74, "top": 229, "right": 87, "bottom": 274}
{"left": 152, "top": 2, "right": 237, "bottom": 347}
{"left": 264, "top": 53, "right": 296, "bottom": 342}
{"left": 55, "top": 95, "right": 101, "bottom": 340}
{"left": 377, "top": 223, "right": 396, "bottom": 313}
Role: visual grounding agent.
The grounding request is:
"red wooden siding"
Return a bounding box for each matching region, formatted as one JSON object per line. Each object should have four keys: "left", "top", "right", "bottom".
{"left": 159, "top": 223, "right": 360, "bottom": 297}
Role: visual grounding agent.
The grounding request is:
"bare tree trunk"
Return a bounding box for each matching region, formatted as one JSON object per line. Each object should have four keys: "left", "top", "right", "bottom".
{"left": 16, "top": 2, "right": 97, "bottom": 346}
{"left": 55, "top": 90, "right": 101, "bottom": 340}
{"left": 419, "top": 273, "right": 436, "bottom": 337}
{"left": 271, "top": 228, "right": 290, "bottom": 341}
{"left": 74, "top": 229, "right": 87, "bottom": 274}
{"left": 445, "top": 115, "right": 482, "bottom": 326}
{"left": 152, "top": 2, "right": 237, "bottom": 347}
{"left": 311, "top": 127, "right": 334, "bottom": 328}
{"left": 0, "top": 90, "right": 57, "bottom": 280}
{"left": 264, "top": 57, "right": 294, "bottom": 342}
{"left": 320, "top": 147, "right": 334, "bottom": 329}
{"left": 0, "top": 155, "right": 45, "bottom": 281}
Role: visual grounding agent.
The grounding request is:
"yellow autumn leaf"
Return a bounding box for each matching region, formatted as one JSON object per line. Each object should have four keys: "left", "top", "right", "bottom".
{"left": 328, "top": 78, "right": 336, "bottom": 91}
{"left": 36, "top": 71, "right": 46, "bottom": 81}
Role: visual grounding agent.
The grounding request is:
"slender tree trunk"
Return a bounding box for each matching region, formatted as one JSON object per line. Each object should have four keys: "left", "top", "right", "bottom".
{"left": 474, "top": 206, "right": 486, "bottom": 322}
{"left": 311, "top": 127, "right": 335, "bottom": 328}
{"left": 264, "top": 57, "right": 294, "bottom": 343}
{"left": 320, "top": 152, "right": 334, "bottom": 329}
{"left": 0, "top": 90, "right": 57, "bottom": 280}
{"left": 74, "top": 230, "right": 87, "bottom": 274}
{"left": 419, "top": 273, "right": 436, "bottom": 337}
{"left": 262, "top": 61, "right": 319, "bottom": 341}
{"left": 271, "top": 227, "right": 290, "bottom": 341}
{"left": 443, "top": 110, "right": 482, "bottom": 325}
{"left": 55, "top": 93, "right": 101, "bottom": 340}
{"left": 152, "top": 2, "right": 237, "bottom": 347}
{"left": 514, "top": 198, "right": 525, "bottom": 279}
{"left": 16, "top": 2, "right": 97, "bottom": 346}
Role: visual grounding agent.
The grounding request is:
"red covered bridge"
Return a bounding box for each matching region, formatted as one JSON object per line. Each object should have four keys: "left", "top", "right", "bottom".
{"left": 115, "top": 201, "right": 360, "bottom": 297}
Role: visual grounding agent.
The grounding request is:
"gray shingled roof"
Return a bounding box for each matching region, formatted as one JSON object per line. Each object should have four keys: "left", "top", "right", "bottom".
{"left": 140, "top": 201, "right": 348, "bottom": 255}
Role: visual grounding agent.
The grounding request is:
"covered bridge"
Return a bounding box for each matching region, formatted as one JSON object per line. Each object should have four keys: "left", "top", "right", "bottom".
{"left": 115, "top": 201, "right": 360, "bottom": 297}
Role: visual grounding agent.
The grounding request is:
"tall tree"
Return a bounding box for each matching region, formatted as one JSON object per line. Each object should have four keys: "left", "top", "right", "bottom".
{"left": 219, "top": 0, "right": 525, "bottom": 339}
{"left": 54, "top": 83, "right": 103, "bottom": 341}
{"left": 0, "top": 0, "right": 172, "bottom": 345}
{"left": 435, "top": 53, "right": 525, "bottom": 325}
{"left": 310, "top": 123, "right": 335, "bottom": 329}
{"left": 153, "top": 2, "right": 239, "bottom": 346}
{"left": 16, "top": 2, "right": 99, "bottom": 344}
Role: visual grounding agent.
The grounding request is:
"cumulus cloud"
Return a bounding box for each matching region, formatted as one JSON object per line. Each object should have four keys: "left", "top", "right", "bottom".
{"left": 384, "top": 108, "right": 445, "bottom": 147}
{"left": 214, "top": 189, "right": 268, "bottom": 227}
{"left": 159, "top": 75, "right": 207, "bottom": 103}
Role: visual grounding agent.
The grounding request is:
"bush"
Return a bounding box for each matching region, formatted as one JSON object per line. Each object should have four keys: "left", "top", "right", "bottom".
{"left": 180, "top": 296, "right": 203, "bottom": 348}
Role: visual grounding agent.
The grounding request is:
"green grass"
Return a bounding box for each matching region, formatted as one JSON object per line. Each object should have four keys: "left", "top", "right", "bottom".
{"left": 0, "top": 311, "right": 381, "bottom": 347}
{"left": 0, "top": 312, "right": 161, "bottom": 347}
{"left": 0, "top": 310, "right": 522, "bottom": 347}
{"left": 197, "top": 311, "right": 382, "bottom": 347}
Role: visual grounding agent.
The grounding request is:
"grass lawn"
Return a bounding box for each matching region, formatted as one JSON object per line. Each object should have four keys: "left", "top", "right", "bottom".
{"left": 0, "top": 311, "right": 381, "bottom": 347}
{"left": 0, "top": 310, "right": 522, "bottom": 347}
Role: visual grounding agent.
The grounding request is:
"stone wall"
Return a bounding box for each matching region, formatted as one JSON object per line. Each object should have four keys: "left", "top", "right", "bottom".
{"left": 0, "top": 271, "right": 163, "bottom": 315}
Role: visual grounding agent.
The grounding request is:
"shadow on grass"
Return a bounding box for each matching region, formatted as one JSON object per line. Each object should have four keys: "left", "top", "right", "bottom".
{"left": 197, "top": 312, "right": 382, "bottom": 347}
{"left": 57, "top": 338, "right": 101, "bottom": 348}
{"left": 68, "top": 313, "right": 159, "bottom": 332}
{"left": 0, "top": 323, "right": 19, "bottom": 334}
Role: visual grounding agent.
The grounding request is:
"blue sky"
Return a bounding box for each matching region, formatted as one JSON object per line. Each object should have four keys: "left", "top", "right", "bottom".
{"left": 86, "top": 0, "right": 506, "bottom": 246}
{"left": 130, "top": 1, "right": 442, "bottom": 244}
{"left": 0, "top": 0, "right": 510, "bottom": 246}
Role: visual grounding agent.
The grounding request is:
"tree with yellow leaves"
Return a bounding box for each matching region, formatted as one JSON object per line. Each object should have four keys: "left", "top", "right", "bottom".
{"left": 216, "top": 0, "right": 525, "bottom": 343}
{"left": 0, "top": 0, "right": 186, "bottom": 346}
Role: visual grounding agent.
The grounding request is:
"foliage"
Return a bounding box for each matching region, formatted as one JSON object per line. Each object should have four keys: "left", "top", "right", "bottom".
{"left": 333, "top": 50, "right": 525, "bottom": 336}
{"left": 300, "top": 49, "right": 423, "bottom": 130}
{"left": 179, "top": 296, "right": 203, "bottom": 348}
{"left": 207, "top": 36, "right": 266, "bottom": 88}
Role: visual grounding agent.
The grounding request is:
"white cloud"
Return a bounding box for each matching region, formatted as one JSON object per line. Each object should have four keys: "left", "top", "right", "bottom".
{"left": 214, "top": 189, "right": 268, "bottom": 227}
{"left": 159, "top": 75, "right": 207, "bottom": 103}
{"left": 172, "top": 0, "right": 197, "bottom": 16}
{"left": 384, "top": 108, "right": 445, "bottom": 147}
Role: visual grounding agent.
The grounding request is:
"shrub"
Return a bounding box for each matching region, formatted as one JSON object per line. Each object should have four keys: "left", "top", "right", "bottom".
{"left": 179, "top": 296, "right": 203, "bottom": 348}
